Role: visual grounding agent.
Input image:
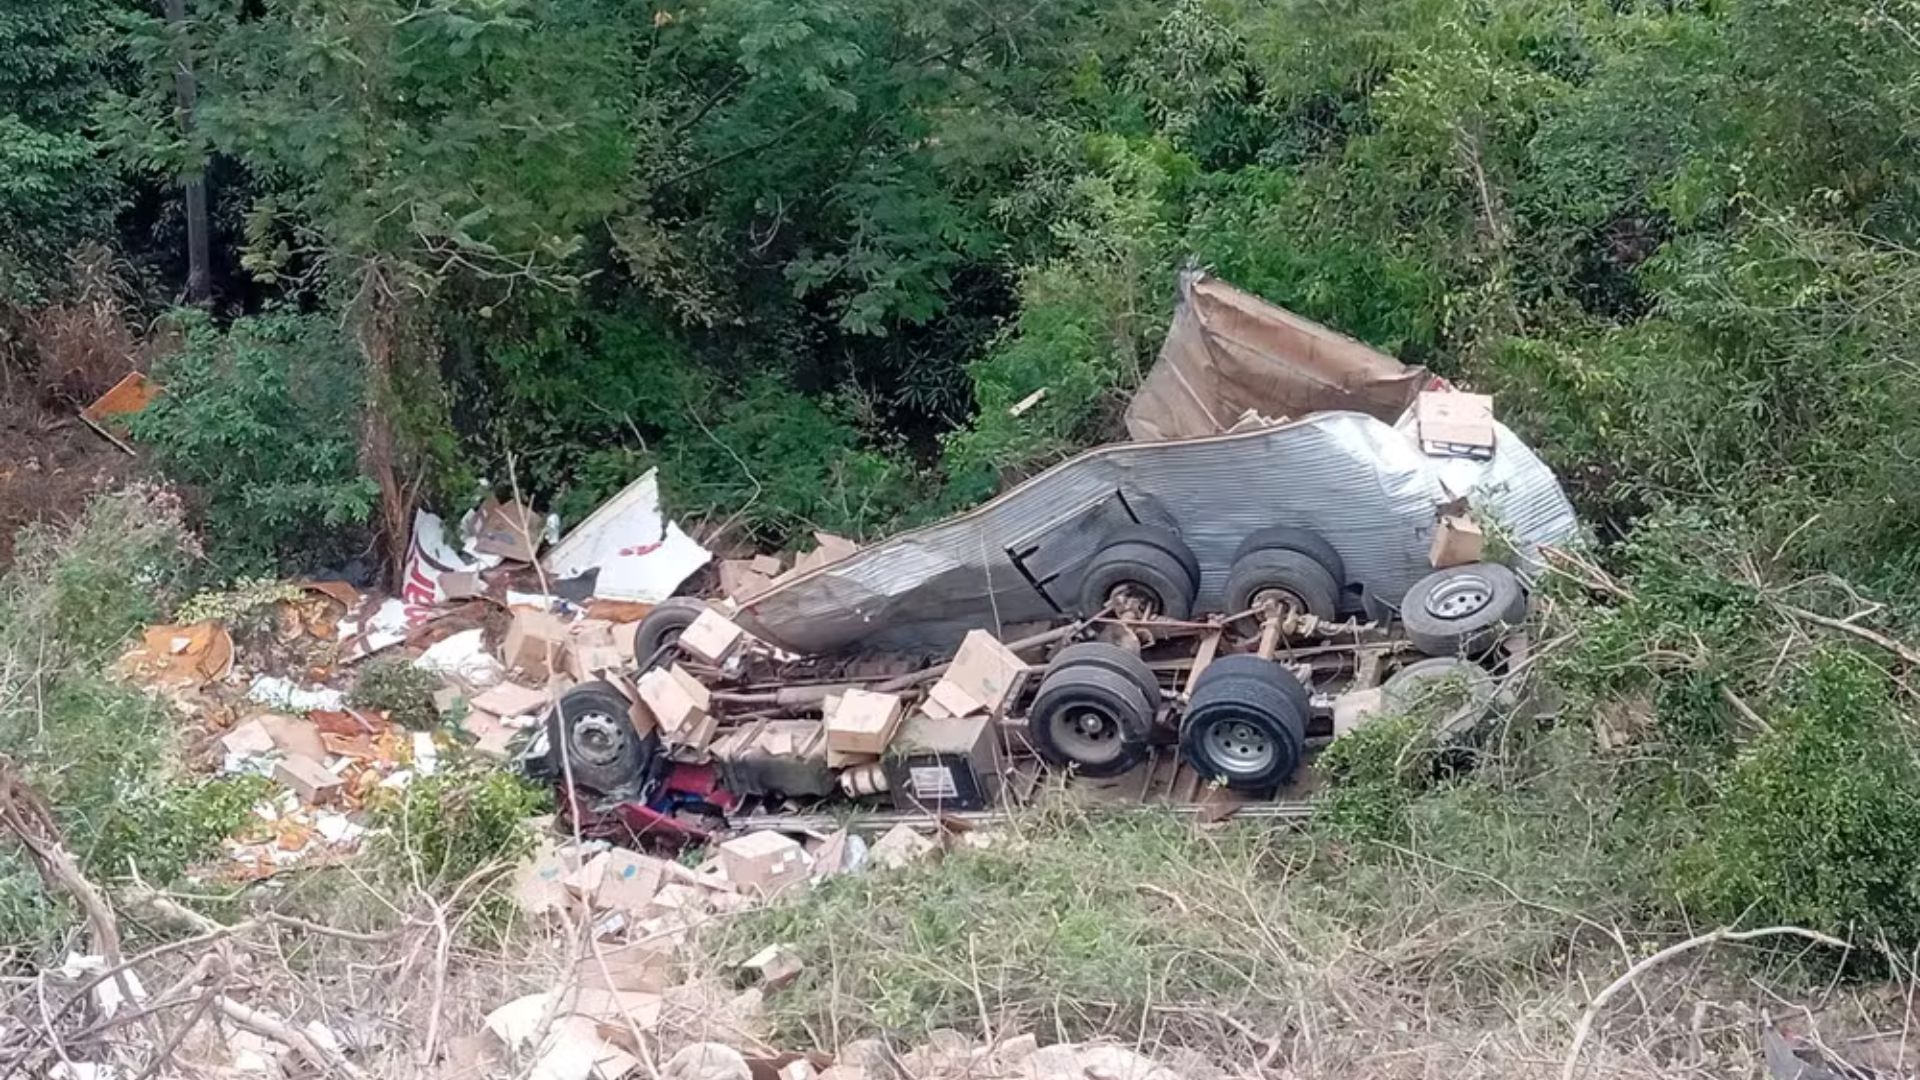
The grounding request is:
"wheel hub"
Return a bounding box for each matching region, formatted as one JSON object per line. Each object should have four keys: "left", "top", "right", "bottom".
{"left": 1106, "top": 583, "right": 1162, "bottom": 619}
{"left": 569, "top": 711, "right": 626, "bottom": 766}
{"left": 1051, "top": 706, "right": 1123, "bottom": 764}
{"left": 1202, "top": 717, "right": 1275, "bottom": 775}
{"left": 1425, "top": 574, "right": 1493, "bottom": 620}
{"left": 1251, "top": 586, "right": 1307, "bottom": 617}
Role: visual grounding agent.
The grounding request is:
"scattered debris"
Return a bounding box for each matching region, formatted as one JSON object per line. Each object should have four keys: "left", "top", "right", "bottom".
{"left": 544, "top": 469, "right": 712, "bottom": 603}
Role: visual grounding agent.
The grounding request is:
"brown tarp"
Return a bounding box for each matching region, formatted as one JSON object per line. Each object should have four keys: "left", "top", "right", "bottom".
{"left": 1125, "top": 271, "right": 1430, "bottom": 441}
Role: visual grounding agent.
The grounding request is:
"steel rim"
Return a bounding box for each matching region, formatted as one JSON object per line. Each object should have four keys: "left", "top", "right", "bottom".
{"left": 1202, "top": 716, "right": 1276, "bottom": 774}
{"left": 1049, "top": 704, "right": 1125, "bottom": 765}
{"left": 1425, "top": 575, "right": 1493, "bottom": 620}
{"left": 569, "top": 711, "right": 626, "bottom": 766}
{"left": 1251, "top": 585, "right": 1307, "bottom": 616}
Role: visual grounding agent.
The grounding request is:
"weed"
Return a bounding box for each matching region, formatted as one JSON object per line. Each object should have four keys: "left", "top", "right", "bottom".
{"left": 175, "top": 576, "right": 305, "bottom": 627}
{"left": 348, "top": 656, "right": 445, "bottom": 730}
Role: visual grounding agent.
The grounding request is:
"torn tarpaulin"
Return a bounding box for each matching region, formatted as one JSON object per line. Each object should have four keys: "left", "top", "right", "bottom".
{"left": 543, "top": 469, "right": 710, "bottom": 603}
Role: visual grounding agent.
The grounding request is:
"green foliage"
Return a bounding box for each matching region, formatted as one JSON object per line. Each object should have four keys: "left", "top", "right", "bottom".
{"left": 0, "top": 0, "right": 122, "bottom": 300}
{"left": 1672, "top": 650, "right": 1920, "bottom": 943}
{"left": 1315, "top": 711, "right": 1437, "bottom": 845}
{"left": 367, "top": 766, "right": 547, "bottom": 886}
{"left": 348, "top": 657, "right": 445, "bottom": 731}
{"left": 2, "top": 484, "right": 199, "bottom": 662}
{"left": 132, "top": 311, "right": 377, "bottom": 576}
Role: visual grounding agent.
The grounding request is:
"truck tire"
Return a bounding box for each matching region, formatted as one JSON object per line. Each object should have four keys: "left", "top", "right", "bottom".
{"left": 1077, "top": 531, "right": 1198, "bottom": 620}
{"left": 1400, "top": 563, "right": 1527, "bottom": 657}
{"left": 1232, "top": 525, "right": 1345, "bottom": 584}
{"left": 547, "top": 680, "right": 658, "bottom": 795}
{"left": 632, "top": 596, "right": 710, "bottom": 670}
{"left": 1180, "top": 657, "right": 1308, "bottom": 791}
{"left": 1224, "top": 547, "right": 1340, "bottom": 628}
{"left": 1382, "top": 657, "right": 1498, "bottom": 745}
{"left": 1027, "top": 663, "right": 1156, "bottom": 777}
{"left": 1047, "top": 642, "right": 1163, "bottom": 711}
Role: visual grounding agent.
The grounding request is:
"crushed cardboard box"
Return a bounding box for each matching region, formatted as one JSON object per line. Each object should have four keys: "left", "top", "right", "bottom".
{"left": 825, "top": 689, "right": 904, "bottom": 757}
{"left": 924, "top": 630, "right": 1028, "bottom": 719}
{"left": 717, "top": 832, "right": 812, "bottom": 897}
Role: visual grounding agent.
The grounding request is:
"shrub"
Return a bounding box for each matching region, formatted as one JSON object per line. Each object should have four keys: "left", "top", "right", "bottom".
{"left": 1313, "top": 709, "right": 1437, "bottom": 844}
{"left": 131, "top": 310, "right": 377, "bottom": 576}
{"left": 1670, "top": 649, "right": 1920, "bottom": 943}
{"left": 348, "top": 656, "right": 444, "bottom": 730}
{"left": 0, "top": 483, "right": 198, "bottom": 663}
{"left": 367, "top": 767, "right": 547, "bottom": 886}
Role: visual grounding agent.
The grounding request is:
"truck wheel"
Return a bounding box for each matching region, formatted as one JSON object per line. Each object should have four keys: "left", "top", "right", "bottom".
{"left": 1047, "top": 642, "right": 1162, "bottom": 710}
{"left": 1027, "top": 663, "right": 1156, "bottom": 777}
{"left": 1102, "top": 523, "right": 1201, "bottom": 592}
{"left": 1224, "top": 548, "right": 1340, "bottom": 630}
{"left": 1180, "top": 657, "right": 1307, "bottom": 791}
{"left": 1382, "top": 657, "right": 1498, "bottom": 745}
{"left": 1400, "top": 563, "right": 1527, "bottom": 657}
{"left": 1077, "top": 528, "right": 1198, "bottom": 620}
{"left": 1232, "top": 525, "right": 1345, "bottom": 584}
{"left": 632, "top": 596, "right": 710, "bottom": 669}
{"left": 547, "top": 681, "right": 658, "bottom": 795}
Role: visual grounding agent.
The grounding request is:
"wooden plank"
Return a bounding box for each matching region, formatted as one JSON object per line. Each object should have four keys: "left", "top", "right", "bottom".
{"left": 1182, "top": 630, "right": 1222, "bottom": 697}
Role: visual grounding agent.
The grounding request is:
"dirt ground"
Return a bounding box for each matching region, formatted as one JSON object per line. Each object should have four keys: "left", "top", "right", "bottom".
{"left": 0, "top": 397, "right": 147, "bottom": 566}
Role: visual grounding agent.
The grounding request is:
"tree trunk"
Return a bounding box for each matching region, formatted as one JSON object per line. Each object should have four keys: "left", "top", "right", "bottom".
{"left": 163, "top": 0, "right": 211, "bottom": 304}
{"left": 352, "top": 264, "right": 415, "bottom": 588}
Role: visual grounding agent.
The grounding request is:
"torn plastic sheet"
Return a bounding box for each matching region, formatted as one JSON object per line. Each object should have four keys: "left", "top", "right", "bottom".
{"left": 247, "top": 675, "right": 346, "bottom": 712}
{"left": 543, "top": 469, "right": 711, "bottom": 603}
{"left": 738, "top": 411, "right": 1578, "bottom": 655}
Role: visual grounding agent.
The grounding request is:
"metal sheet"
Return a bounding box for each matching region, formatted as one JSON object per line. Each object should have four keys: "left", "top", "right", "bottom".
{"left": 738, "top": 412, "right": 1578, "bottom": 655}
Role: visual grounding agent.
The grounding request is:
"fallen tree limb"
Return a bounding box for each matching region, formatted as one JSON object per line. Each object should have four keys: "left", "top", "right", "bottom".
{"left": 1560, "top": 925, "right": 1852, "bottom": 1080}
{"left": 1774, "top": 601, "right": 1920, "bottom": 667}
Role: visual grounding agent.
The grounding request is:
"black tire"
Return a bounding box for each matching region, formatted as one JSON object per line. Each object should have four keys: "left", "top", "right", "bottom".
{"left": 1223, "top": 548, "right": 1341, "bottom": 628}
{"left": 632, "top": 596, "right": 710, "bottom": 669}
{"left": 1180, "top": 658, "right": 1307, "bottom": 791}
{"left": 1199, "top": 653, "right": 1312, "bottom": 719}
{"left": 547, "top": 681, "right": 659, "bottom": 795}
{"left": 1077, "top": 538, "right": 1198, "bottom": 620}
{"left": 1102, "top": 524, "right": 1202, "bottom": 592}
{"left": 1232, "top": 526, "right": 1345, "bottom": 584}
{"left": 1400, "top": 563, "right": 1527, "bottom": 657}
{"left": 1027, "top": 664, "right": 1156, "bottom": 777}
{"left": 1048, "top": 642, "right": 1163, "bottom": 710}
{"left": 1382, "top": 657, "right": 1498, "bottom": 745}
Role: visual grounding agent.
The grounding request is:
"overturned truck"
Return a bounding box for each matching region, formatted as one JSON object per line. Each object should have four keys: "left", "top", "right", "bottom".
{"left": 530, "top": 272, "right": 1579, "bottom": 821}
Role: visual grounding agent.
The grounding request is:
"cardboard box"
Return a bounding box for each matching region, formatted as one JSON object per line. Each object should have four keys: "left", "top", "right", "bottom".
{"left": 739, "top": 945, "right": 804, "bottom": 991}
{"left": 868, "top": 823, "right": 935, "bottom": 869}
{"left": 219, "top": 718, "right": 277, "bottom": 759}
{"left": 637, "top": 664, "right": 709, "bottom": 736}
{"left": 749, "top": 554, "right": 785, "bottom": 577}
{"left": 663, "top": 711, "right": 718, "bottom": 754}
{"left": 469, "top": 497, "right": 542, "bottom": 562}
{"left": 1429, "top": 513, "right": 1485, "bottom": 568}
{"left": 256, "top": 713, "right": 328, "bottom": 761}
{"left": 472, "top": 681, "right": 551, "bottom": 719}
{"left": 578, "top": 941, "right": 675, "bottom": 992}
{"left": 273, "top": 756, "right": 342, "bottom": 805}
{"left": 717, "top": 831, "right": 813, "bottom": 896}
{"left": 503, "top": 609, "right": 571, "bottom": 680}
{"left": 825, "top": 689, "right": 905, "bottom": 756}
{"left": 511, "top": 838, "right": 586, "bottom": 915}
{"left": 569, "top": 848, "right": 668, "bottom": 913}
{"left": 926, "top": 630, "right": 1029, "bottom": 718}
{"left": 1415, "top": 391, "right": 1495, "bottom": 459}
{"left": 718, "top": 560, "right": 775, "bottom": 604}
{"left": 678, "top": 608, "right": 746, "bottom": 665}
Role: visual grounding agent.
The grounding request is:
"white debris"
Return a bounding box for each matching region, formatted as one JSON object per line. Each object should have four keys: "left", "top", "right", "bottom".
{"left": 246, "top": 675, "right": 345, "bottom": 712}
{"left": 57, "top": 954, "right": 146, "bottom": 1018}
{"left": 412, "top": 731, "right": 440, "bottom": 776}
{"left": 414, "top": 627, "right": 505, "bottom": 689}
{"left": 314, "top": 811, "right": 365, "bottom": 845}
{"left": 543, "top": 469, "right": 711, "bottom": 603}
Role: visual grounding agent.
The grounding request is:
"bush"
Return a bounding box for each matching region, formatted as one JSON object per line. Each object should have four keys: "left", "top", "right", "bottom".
{"left": 1, "top": 483, "right": 197, "bottom": 662}
{"left": 131, "top": 310, "right": 377, "bottom": 576}
{"left": 367, "top": 766, "right": 547, "bottom": 886}
{"left": 1670, "top": 649, "right": 1920, "bottom": 943}
{"left": 348, "top": 656, "right": 444, "bottom": 730}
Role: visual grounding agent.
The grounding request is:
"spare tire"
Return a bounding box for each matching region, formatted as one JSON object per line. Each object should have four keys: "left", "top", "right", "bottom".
{"left": 1027, "top": 663, "right": 1156, "bottom": 777}
{"left": 632, "top": 596, "right": 711, "bottom": 670}
{"left": 1047, "top": 642, "right": 1163, "bottom": 710}
{"left": 546, "top": 680, "right": 659, "bottom": 795}
{"left": 1382, "top": 657, "right": 1498, "bottom": 745}
{"left": 1076, "top": 531, "right": 1198, "bottom": 620}
{"left": 1399, "top": 563, "right": 1527, "bottom": 657}
{"left": 1232, "top": 526, "right": 1345, "bottom": 584}
{"left": 1179, "top": 657, "right": 1308, "bottom": 791}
